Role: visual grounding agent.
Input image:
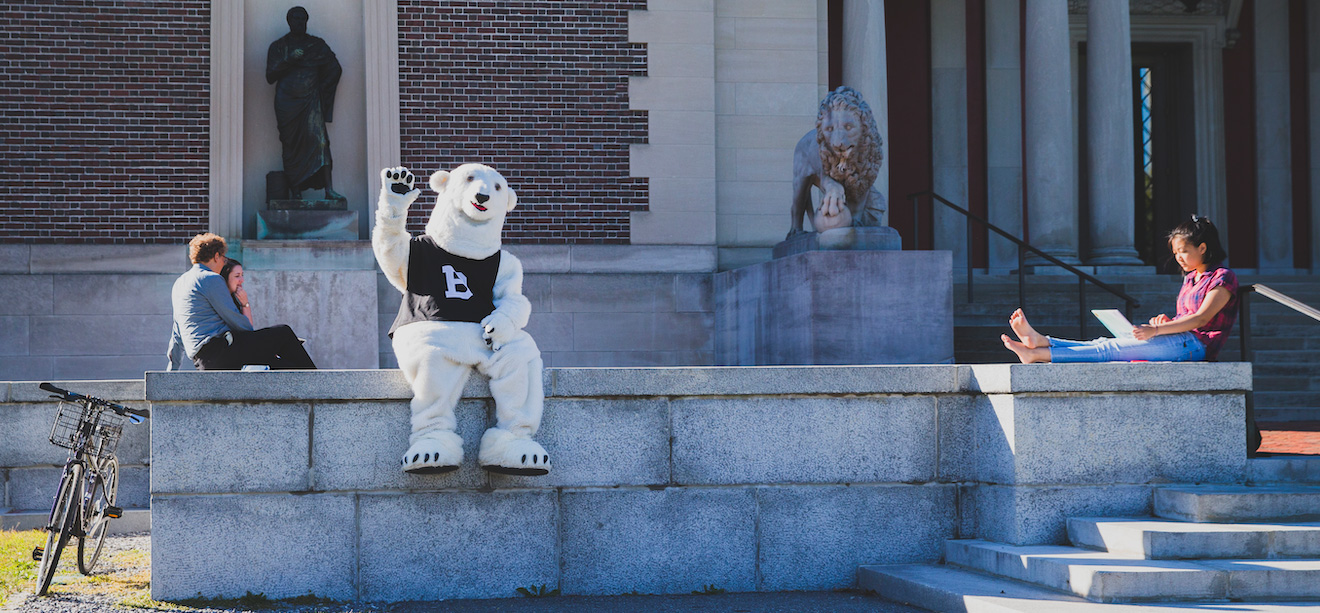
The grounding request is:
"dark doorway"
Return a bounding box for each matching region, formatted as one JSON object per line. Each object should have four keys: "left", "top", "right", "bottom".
{"left": 1078, "top": 42, "right": 1197, "bottom": 272}
{"left": 1132, "top": 43, "right": 1198, "bottom": 271}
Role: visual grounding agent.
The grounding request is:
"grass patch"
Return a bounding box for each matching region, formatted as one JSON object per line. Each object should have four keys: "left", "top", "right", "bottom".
{"left": 0, "top": 529, "right": 44, "bottom": 603}
{"left": 691, "top": 584, "right": 726, "bottom": 595}
{"left": 515, "top": 583, "right": 560, "bottom": 598}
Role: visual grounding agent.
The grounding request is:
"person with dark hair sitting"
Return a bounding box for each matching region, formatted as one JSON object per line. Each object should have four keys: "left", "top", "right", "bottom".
{"left": 1002, "top": 215, "right": 1238, "bottom": 364}
{"left": 166, "top": 233, "right": 316, "bottom": 371}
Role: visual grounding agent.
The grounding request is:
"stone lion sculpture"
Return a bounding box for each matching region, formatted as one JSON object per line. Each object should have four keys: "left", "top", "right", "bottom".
{"left": 788, "top": 86, "right": 887, "bottom": 236}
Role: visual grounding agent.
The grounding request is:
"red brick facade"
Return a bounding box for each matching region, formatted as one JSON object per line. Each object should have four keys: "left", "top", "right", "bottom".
{"left": 397, "top": 0, "right": 649, "bottom": 243}
{"left": 0, "top": 1, "right": 211, "bottom": 244}
{"left": 0, "top": 1, "right": 647, "bottom": 244}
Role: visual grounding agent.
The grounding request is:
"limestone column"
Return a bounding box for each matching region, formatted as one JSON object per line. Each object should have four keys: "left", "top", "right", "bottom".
{"left": 931, "top": 0, "right": 968, "bottom": 268}
{"left": 1255, "top": 0, "right": 1293, "bottom": 271}
{"left": 985, "top": 0, "right": 1023, "bottom": 272}
{"left": 209, "top": 1, "right": 244, "bottom": 239}
{"left": 842, "top": 0, "right": 889, "bottom": 225}
{"left": 1085, "top": 0, "right": 1142, "bottom": 265}
{"left": 1023, "top": 0, "right": 1079, "bottom": 264}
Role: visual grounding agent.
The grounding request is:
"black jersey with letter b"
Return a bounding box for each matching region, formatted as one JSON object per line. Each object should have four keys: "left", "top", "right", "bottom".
{"left": 389, "top": 235, "right": 501, "bottom": 337}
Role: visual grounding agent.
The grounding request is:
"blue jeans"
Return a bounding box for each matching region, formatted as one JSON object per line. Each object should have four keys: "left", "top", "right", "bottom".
{"left": 1048, "top": 331, "right": 1206, "bottom": 363}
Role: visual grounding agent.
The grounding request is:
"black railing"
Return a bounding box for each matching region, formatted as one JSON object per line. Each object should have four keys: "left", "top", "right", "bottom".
{"left": 1239, "top": 283, "right": 1320, "bottom": 362}
{"left": 1237, "top": 284, "right": 1320, "bottom": 456}
{"left": 908, "top": 190, "right": 1141, "bottom": 339}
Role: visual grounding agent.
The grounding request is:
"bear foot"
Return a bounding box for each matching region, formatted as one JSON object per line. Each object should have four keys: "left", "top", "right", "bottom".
{"left": 401, "top": 431, "right": 463, "bottom": 475}
{"left": 479, "top": 427, "right": 550, "bottom": 476}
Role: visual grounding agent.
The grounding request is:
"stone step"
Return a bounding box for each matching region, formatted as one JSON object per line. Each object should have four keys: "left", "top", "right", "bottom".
{"left": 944, "top": 539, "right": 1320, "bottom": 603}
{"left": 1250, "top": 456, "right": 1320, "bottom": 484}
{"left": 1254, "top": 363, "right": 1320, "bottom": 377}
{"left": 858, "top": 563, "right": 1094, "bottom": 612}
{"left": 1066, "top": 517, "right": 1320, "bottom": 559}
{"left": 1254, "top": 391, "right": 1320, "bottom": 408}
{"left": 859, "top": 562, "right": 1320, "bottom": 612}
{"left": 1155, "top": 486, "right": 1320, "bottom": 523}
{"left": 945, "top": 539, "right": 1224, "bottom": 602}
{"left": 1253, "top": 350, "right": 1320, "bottom": 363}
{"left": 1256, "top": 408, "right": 1320, "bottom": 422}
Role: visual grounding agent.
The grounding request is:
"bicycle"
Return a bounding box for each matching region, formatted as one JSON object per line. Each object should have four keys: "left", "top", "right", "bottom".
{"left": 30, "top": 382, "right": 149, "bottom": 596}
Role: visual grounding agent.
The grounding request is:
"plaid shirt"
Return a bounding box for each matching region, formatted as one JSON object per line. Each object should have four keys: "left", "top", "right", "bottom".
{"left": 1175, "top": 266, "right": 1238, "bottom": 361}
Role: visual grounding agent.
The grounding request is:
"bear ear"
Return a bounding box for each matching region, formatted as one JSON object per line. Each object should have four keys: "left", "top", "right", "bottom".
{"left": 505, "top": 185, "right": 517, "bottom": 211}
{"left": 429, "top": 170, "right": 450, "bottom": 193}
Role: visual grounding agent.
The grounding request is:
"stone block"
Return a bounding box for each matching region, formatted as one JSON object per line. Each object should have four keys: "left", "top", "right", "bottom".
{"left": 714, "top": 250, "right": 953, "bottom": 365}
{"left": 967, "top": 362, "right": 1253, "bottom": 393}
{"left": 733, "top": 82, "right": 818, "bottom": 115}
{"left": 490, "top": 397, "right": 671, "bottom": 488}
{"left": 151, "top": 493, "right": 356, "bottom": 600}
{"left": 312, "top": 399, "right": 490, "bottom": 491}
{"left": 0, "top": 275, "right": 51, "bottom": 315}
{"left": 0, "top": 357, "right": 52, "bottom": 382}
{"left": 245, "top": 241, "right": 378, "bottom": 272}
{"left": 936, "top": 394, "right": 979, "bottom": 483}
{"left": 671, "top": 395, "right": 937, "bottom": 485}
{"left": 629, "top": 76, "right": 715, "bottom": 112}
{"left": 550, "top": 274, "right": 676, "bottom": 313}
{"left": 715, "top": 49, "right": 816, "bottom": 83}
{"left": 358, "top": 490, "right": 557, "bottom": 601}
{"left": 560, "top": 487, "right": 756, "bottom": 595}
{"left": 673, "top": 274, "right": 712, "bottom": 313}
{"left": 245, "top": 269, "right": 379, "bottom": 369}
{"left": 566, "top": 244, "right": 716, "bottom": 274}
{"left": 629, "top": 8, "right": 714, "bottom": 45}
{"left": 771, "top": 227, "right": 903, "bottom": 258}
{"left": 51, "top": 274, "right": 175, "bottom": 315}
{"left": 758, "top": 485, "right": 957, "bottom": 591}
{"left": 520, "top": 273, "right": 551, "bottom": 309}
{"left": 0, "top": 403, "right": 63, "bottom": 467}
{"left": 1155, "top": 485, "right": 1320, "bottom": 523}
{"left": 150, "top": 402, "right": 310, "bottom": 494}
{"left": 29, "top": 314, "right": 170, "bottom": 356}
{"left": 572, "top": 312, "right": 656, "bottom": 352}
{"left": 975, "top": 393, "right": 1244, "bottom": 485}
{"left": 647, "top": 43, "right": 715, "bottom": 78}
{"left": 504, "top": 245, "right": 571, "bottom": 273}
{"left": 7, "top": 467, "right": 62, "bottom": 512}
{"left": 971, "top": 484, "right": 1152, "bottom": 545}
{"left": 550, "top": 365, "right": 961, "bottom": 397}
{"left": 0, "top": 244, "right": 30, "bottom": 273}
{"left": 732, "top": 17, "right": 817, "bottom": 50}
{"left": 524, "top": 312, "right": 573, "bottom": 353}
{"left": 376, "top": 272, "right": 402, "bottom": 312}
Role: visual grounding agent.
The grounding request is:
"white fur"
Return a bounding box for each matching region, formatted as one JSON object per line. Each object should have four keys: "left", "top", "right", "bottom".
{"left": 373, "top": 165, "right": 549, "bottom": 475}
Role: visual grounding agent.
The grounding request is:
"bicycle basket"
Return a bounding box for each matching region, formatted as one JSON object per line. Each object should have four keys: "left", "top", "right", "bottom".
{"left": 48, "top": 400, "right": 124, "bottom": 460}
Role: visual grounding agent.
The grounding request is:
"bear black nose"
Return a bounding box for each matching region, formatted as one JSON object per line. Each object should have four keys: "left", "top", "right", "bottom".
{"left": 475, "top": 193, "right": 490, "bottom": 204}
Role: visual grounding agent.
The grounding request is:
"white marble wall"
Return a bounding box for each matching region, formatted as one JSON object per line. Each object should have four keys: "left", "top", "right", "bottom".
{"left": 628, "top": 1, "right": 719, "bottom": 248}
{"left": 712, "top": 0, "right": 823, "bottom": 270}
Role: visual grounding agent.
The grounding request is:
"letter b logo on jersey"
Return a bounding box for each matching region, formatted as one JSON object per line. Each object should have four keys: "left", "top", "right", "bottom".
{"left": 442, "top": 265, "right": 473, "bottom": 300}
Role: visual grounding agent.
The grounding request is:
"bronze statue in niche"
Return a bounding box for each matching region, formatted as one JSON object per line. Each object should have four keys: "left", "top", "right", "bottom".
{"left": 266, "top": 6, "right": 344, "bottom": 201}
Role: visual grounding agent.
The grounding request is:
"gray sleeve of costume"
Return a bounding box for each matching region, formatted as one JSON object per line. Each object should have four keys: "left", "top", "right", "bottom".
{"left": 203, "top": 275, "right": 255, "bottom": 333}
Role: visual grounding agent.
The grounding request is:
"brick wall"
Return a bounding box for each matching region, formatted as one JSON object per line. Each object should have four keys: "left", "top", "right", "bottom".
{"left": 397, "top": 1, "right": 649, "bottom": 243}
{"left": 0, "top": 0, "right": 210, "bottom": 244}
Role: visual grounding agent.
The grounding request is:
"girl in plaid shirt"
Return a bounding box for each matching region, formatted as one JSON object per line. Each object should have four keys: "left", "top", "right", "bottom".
{"left": 1002, "top": 216, "right": 1237, "bottom": 363}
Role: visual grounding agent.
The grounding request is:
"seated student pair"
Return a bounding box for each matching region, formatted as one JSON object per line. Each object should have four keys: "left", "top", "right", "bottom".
{"left": 1002, "top": 216, "right": 1238, "bottom": 364}
{"left": 166, "top": 233, "right": 315, "bottom": 371}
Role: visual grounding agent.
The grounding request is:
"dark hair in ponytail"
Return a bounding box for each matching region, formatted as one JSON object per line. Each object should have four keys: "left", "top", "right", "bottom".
{"left": 1167, "top": 214, "right": 1227, "bottom": 267}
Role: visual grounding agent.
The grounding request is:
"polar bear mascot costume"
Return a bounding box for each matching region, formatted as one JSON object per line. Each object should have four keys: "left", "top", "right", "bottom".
{"left": 373, "top": 165, "right": 550, "bottom": 476}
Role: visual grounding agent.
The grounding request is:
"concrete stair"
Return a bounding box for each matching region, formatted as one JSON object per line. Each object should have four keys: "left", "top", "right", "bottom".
{"left": 952, "top": 275, "right": 1320, "bottom": 422}
{"left": 860, "top": 482, "right": 1320, "bottom": 610}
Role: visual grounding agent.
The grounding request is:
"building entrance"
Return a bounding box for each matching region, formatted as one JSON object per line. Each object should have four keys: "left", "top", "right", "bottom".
{"left": 1131, "top": 43, "right": 1197, "bottom": 272}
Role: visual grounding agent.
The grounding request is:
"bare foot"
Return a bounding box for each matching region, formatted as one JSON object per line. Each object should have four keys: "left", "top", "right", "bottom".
{"left": 1009, "top": 308, "right": 1048, "bottom": 349}
{"left": 1002, "top": 334, "right": 1050, "bottom": 364}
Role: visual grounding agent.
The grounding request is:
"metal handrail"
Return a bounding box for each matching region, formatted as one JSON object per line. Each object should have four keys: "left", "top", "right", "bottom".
{"left": 1238, "top": 283, "right": 1320, "bottom": 363}
{"left": 907, "top": 190, "right": 1141, "bottom": 339}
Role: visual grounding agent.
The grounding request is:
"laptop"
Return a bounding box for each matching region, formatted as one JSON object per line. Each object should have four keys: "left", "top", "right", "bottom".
{"left": 1091, "top": 309, "right": 1136, "bottom": 340}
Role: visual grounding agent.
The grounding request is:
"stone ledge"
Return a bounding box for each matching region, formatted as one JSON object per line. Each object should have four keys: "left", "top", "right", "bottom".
{"left": 967, "top": 362, "right": 1252, "bottom": 394}
{"left": 7, "top": 379, "right": 145, "bottom": 403}
{"left": 143, "top": 363, "right": 1253, "bottom": 402}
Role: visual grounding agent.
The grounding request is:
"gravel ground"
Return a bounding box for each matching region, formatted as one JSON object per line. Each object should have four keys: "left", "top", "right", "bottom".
{"left": 3, "top": 533, "right": 921, "bottom": 613}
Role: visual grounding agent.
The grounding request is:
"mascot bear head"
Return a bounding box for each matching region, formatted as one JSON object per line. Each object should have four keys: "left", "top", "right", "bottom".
{"left": 424, "top": 163, "right": 518, "bottom": 260}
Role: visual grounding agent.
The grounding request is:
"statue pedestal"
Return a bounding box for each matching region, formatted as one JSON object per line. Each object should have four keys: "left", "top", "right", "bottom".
{"left": 771, "top": 226, "right": 902, "bottom": 259}
{"left": 715, "top": 249, "right": 953, "bottom": 365}
{"left": 257, "top": 209, "right": 358, "bottom": 240}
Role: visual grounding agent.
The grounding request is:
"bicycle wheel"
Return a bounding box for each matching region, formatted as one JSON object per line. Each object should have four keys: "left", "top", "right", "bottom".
{"left": 78, "top": 457, "right": 118, "bottom": 575}
{"left": 36, "top": 464, "right": 81, "bottom": 596}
